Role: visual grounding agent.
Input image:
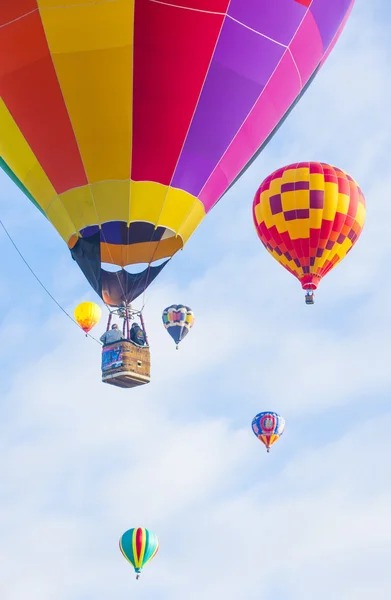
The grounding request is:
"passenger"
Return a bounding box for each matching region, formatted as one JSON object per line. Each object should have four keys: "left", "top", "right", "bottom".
{"left": 100, "top": 323, "right": 126, "bottom": 345}
{"left": 130, "top": 322, "right": 146, "bottom": 346}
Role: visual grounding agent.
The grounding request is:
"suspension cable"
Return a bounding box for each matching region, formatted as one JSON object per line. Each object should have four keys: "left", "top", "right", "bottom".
{"left": 0, "top": 218, "right": 101, "bottom": 344}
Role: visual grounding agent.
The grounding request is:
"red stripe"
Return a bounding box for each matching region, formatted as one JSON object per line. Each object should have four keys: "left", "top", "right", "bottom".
{"left": 160, "top": 0, "right": 229, "bottom": 8}
{"left": 131, "top": 0, "right": 226, "bottom": 184}
{"left": 0, "top": 0, "right": 37, "bottom": 27}
{"left": 135, "top": 528, "right": 143, "bottom": 561}
{"left": 0, "top": 10, "right": 87, "bottom": 194}
{"left": 309, "top": 163, "right": 323, "bottom": 175}
{"left": 337, "top": 175, "right": 350, "bottom": 195}
{"left": 347, "top": 181, "right": 359, "bottom": 217}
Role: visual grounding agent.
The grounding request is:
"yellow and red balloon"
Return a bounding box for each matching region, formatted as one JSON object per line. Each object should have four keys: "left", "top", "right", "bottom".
{"left": 252, "top": 162, "right": 366, "bottom": 301}
{"left": 74, "top": 302, "right": 101, "bottom": 334}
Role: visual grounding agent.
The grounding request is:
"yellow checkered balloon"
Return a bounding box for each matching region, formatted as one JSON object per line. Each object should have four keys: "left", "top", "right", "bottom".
{"left": 252, "top": 163, "right": 366, "bottom": 297}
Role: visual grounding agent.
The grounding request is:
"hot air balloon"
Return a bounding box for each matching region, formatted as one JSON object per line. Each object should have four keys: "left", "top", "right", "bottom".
{"left": 252, "top": 411, "right": 285, "bottom": 453}
{"left": 0, "top": 1, "right": 355, "bottom": 311}
{"left": 119, "top": 527, "right": 159, "bottom": 580}
{"left": 74, "top": 301, "right": 101, "bottom": 335}
{"left": 252, "top": 163, "right": 366, "bottom": 303}
{"left": 162, "top": 305, "right": 194, "bottom": 349}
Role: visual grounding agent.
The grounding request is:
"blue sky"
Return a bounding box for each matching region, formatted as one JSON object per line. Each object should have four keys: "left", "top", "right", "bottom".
{"left": 1, "top": 1, "right": 391, "bottom": 598}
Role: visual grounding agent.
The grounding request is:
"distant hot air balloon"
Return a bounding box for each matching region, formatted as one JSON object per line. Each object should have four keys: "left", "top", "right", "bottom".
{"left": 120, "top": 527, "right": 159, "bottom": 580}
{"left": 74, "top": 301, "right": 101, "bottom": 335}
{"left": 162, "top": 305, "right": 194, "bottom": 349}
{"left": 252, "top": 411, "right": 285, "bottom": 453}
{"left": 1, "top": 2, "right": 355, "bottom": 310}
{"left": 252, "top": 163, "right": 366, "bottom": 303}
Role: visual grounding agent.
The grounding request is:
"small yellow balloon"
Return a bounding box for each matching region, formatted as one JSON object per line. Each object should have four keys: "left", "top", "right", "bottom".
{"left": 74, "top": 302, "right": 101, "bottom": 334}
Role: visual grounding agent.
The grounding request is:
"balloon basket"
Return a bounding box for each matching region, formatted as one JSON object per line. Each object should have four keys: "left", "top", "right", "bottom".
{"left": 101, "top": 341, "right": 151, "bottom": 389}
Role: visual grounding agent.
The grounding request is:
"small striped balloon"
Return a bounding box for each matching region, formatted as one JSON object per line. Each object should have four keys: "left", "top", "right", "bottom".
{"left": 119, "top": 527, "right": 159, "bottom": 580}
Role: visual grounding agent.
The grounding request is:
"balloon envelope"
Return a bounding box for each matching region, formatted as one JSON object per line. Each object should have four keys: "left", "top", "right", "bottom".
{"left": 252, "top": 411, "right": 285, "bottom": 452}
{"left": 74, "top": 301, "right": 101, "bottom": 334}
{"left": 162, "top": 305, "right": 194, "bottom": 347}
{"left": 253, "top": 162, "right": 366, "bottom": 292}
{"left": 0, "top": 2, "right": 355, "bottom": 306}
{"left": 120, "top": 527, "right": 159, "bottom": 579}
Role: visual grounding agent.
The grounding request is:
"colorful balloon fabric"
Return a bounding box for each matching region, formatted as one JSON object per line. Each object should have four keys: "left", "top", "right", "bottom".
{"left": 252, "top": 412, "right": 285, "bottom": 453}
{"left": 119, "top": 527, "right": 159, "bottom": 580}
{"left": 162, "top": 305, "right": 194, "bottom": 349}
{"left": 74, "top": 301, "right": 101, "bottom": 334}
{"left": 252, "top": 163, "right": 366, "bottom": 297}
{"left": 0, "top": 1, "right": 355, "bottom": 307}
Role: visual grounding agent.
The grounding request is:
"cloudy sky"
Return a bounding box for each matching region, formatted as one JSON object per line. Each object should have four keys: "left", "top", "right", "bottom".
{"left": 1, "top": 1, "right": 391, "bottom": 598}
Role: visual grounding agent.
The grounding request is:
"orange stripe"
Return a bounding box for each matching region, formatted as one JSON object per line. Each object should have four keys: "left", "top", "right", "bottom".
{"left": 100, "top": 237, "right": 183, "bottom": 267}
{"left": 0, "top": 9, "right": 87, "bottom": 194}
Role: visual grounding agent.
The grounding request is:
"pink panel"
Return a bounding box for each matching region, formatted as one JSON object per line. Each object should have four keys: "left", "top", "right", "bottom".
{"left": 199, "top": 52, "right": 301, "bottom": 212}
{"left": 290, "top": 10, "right": 323, "bottom": 85}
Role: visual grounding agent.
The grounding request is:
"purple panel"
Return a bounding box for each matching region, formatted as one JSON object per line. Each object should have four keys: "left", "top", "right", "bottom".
{"left": 310, "top": 190, "right": 324, "bottom": 208}
{"left": 285, "top": 209, "right": 309, "bottom": 220}
{"left": 81, "top": 225, "right": 99, "bottom": 238}
{"left": 270, "top": 195, "right": 283, "bottom": 214}
{"left": 228, "top": 0, "right": 307, "bottom": 46}
{"left": 310, "top": 0, "right": 353, "bottom": 49}
{"left": 281, "top": 181, "right": 309, "bottom": 192}
{"left": 171, "top": 18, "right": 285, "bottom": 196}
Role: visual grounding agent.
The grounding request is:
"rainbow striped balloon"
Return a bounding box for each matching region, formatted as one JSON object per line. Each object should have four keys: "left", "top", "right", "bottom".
{"left": 162, "top": 305, "right": 194, "bottom": 349}
{"left": 119, "top": 527, "right": 159, "bottom": 580}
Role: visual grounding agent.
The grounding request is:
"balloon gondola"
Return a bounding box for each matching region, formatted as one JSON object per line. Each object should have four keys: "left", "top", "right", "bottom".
{"left": 100, "top": 305, "right": 150, "bottom": 389}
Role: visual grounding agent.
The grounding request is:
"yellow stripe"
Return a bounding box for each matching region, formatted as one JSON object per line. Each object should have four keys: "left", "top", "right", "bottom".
{"left": 132, "top": 528, "right": 146, "bottom": 569}
{"left": 39, "top": 0, "right": 134, "bottom": 185}
{"left": 92, "top": 181, "right": 130, "bottom": 225}
{"left": 356, "top": 201, "right": 366, "bottom": 227}
{"left": 119, "top": 540, "right": 135, "bottom": 568}
{"left": 132, "top": 529, "right": 139, "bottom": 568}
{"left": 60, "top": 186, "right": 99, "bottom": 233}
{"left": 139, "top": 529, "right": 147, "bottom": 567}
{"left": 0, "top": 100, "right": 56, "bottom": 212}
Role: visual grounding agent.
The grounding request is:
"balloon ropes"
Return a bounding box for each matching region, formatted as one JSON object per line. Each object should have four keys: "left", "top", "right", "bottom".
{"left": 253, "top": 163, "right": 366, "bottom": 304}
{"left": 0, "top": 2, "right": 355, "bottom": 313}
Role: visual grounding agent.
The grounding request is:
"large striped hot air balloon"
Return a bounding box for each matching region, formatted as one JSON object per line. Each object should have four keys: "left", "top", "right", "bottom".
{"left": 1, "top": 2, "right": 355, "bottom": 308}
{"left": 253, "top": 162, "right": 366, "bottom": 304}
{"left": 119, "top": 527, "right": 159, "bottom": 580}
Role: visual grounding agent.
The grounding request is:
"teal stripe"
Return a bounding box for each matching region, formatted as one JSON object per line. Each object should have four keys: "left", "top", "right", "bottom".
{"left": 0, "top": 158, "right": 46, "bottom": 217}
{"left": 143, "top": 530, "right": 159, "bottom": 565}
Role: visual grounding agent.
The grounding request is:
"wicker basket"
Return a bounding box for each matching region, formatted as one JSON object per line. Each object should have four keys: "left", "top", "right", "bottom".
{"left": 101, "top": 340, "right": 151, "bottom": 389}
